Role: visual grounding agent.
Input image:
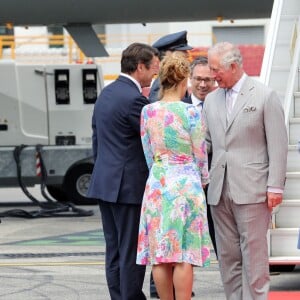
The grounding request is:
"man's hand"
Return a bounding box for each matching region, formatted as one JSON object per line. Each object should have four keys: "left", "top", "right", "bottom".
{"left": 267, "top": 192, "right": 283, "bottom": 212}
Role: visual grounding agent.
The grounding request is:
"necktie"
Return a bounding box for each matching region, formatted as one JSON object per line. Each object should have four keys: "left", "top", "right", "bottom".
{"left": 197, "top": 101, "right": 203, "bottom": 112}
{"left": 226, "top": 89, "right": 234, "bottom": 121}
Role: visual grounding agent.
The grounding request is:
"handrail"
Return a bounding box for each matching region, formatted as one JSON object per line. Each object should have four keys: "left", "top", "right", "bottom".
{"left": 284, "top": 17, "right": 300, "bottom": 128}
{"left": 260, "top": 0, "right": 283, "bottom": 85}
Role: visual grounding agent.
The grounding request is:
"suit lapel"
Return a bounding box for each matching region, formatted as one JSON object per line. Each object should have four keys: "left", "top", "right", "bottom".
{"left": 217, "top": 89, "right": 227, "bottom": 132}
{"left": 226, "top": 78, "right": 255, "bottom": 131}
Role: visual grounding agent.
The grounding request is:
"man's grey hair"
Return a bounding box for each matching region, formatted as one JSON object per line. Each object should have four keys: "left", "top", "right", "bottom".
{"left": 208, "top": 42, "right": 243, "bottom": 69}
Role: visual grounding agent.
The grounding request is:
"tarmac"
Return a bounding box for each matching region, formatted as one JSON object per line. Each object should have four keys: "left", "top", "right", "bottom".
{"left": 0, "top": 187, "right": 298, "bottom": 300}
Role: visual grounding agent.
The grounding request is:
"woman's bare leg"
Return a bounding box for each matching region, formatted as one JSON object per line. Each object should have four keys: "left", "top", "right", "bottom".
{"left": 173, "top": 263, "right": 193, "bottom": 300}
{"left": 152, "top": 264, "right": 174, "bottom": 300}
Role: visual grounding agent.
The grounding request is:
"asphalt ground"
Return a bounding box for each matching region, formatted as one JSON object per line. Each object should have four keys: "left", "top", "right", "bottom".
{"left": 0, "top": 187, "right": 299, "bottom": 300}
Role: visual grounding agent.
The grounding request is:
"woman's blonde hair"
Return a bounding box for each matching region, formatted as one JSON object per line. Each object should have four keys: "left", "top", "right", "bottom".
{"left": 158, "top": 52, "right": 190, "bottom": 100}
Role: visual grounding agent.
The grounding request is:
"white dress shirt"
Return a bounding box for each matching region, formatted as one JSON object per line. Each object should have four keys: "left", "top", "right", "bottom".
{"left": 191, "top": 94, "right": 204, "bottom": 111}
{"left": 120, "top": 72, "right": 142, "bottom": 93}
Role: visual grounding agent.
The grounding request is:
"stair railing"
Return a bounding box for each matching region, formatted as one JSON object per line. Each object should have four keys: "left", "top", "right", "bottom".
{"left": 260, "top": 0, "right": 283, "bottom": 85}
{"left": 284, "top": 17, "right": 300, "bottom": 131}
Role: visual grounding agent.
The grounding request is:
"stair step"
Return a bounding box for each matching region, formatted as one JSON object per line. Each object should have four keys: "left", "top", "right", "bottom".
{"left": 280, "top": 0, "right": 300, "bottom": 18}
{"left": 289, "top": 118, "right": 300, "bottom": 144}
{"left": 269, "top": 256, "right": 300, "bottom": 265}
{"left": 266, "top": 0, "right": 300, "bottom": 265}
{"left": 269, "top": 228, "right": 300, "bottom": 256}
{"left": 276, "top": 199, "right": 300, "bottom": 228}
{"left": 287, "top": 144, "right": 300, "bottom": 172}
{"left": 284, "top": 172, "right": 300, "bottom": 199}
{"left": 273, "top": 42, "right": 291, "bottom": 66}
{"left": 269, "top": 66, "right": 291, "bottom": 95}
{"left": 295, "top": 92, "right": 300, "bottom": 117}
{"left": 277, "top": 16, "right": 298, "bottom": 43}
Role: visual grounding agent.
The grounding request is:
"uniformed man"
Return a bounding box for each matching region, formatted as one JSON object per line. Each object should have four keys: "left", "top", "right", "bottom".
{"left": 149, "top": 31, "right": 193, "bottom": 103}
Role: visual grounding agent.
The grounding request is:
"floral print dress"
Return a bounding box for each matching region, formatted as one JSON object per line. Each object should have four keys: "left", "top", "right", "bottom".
{"left": 136, "top": 101, "right": 210, "bottom": 267}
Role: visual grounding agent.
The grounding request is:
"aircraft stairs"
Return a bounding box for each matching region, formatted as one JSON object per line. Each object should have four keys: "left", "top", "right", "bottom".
{"left": 260, "top": 0, "right": 300, "bottom": 270}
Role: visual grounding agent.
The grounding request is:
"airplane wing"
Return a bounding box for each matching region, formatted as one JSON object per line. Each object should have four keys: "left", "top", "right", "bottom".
{"left": 65, "top": 24, "right": 108, "bottom": 57}
{"left": 0, "top": 0, "right": 274, "bottom": 57}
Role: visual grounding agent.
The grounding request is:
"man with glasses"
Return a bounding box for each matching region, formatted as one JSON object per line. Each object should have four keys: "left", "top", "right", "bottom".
{"left": 183, "top": 56, "right": 216, "bottom": 109}
{"left": 182, "top": 56, "right": 218, "bottom": 257}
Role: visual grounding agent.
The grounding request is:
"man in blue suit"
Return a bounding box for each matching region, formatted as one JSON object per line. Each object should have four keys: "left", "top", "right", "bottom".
{"left": 88, "top": 43, "right": 159, "bottom": 300}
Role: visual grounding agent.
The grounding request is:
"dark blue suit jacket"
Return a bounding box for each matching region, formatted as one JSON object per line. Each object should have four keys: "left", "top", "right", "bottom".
{"left": 150, "top": 79, "right": 190, "bottom": 103}
{"left": 182, "top": 95, "right": 192, "bottom": 104}
{"left": 87, "top": 75, "right": 149, "bottom": 204}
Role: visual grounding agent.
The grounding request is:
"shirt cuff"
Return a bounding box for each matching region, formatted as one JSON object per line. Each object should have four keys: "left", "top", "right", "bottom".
{"left": 267, "top": 186, "right": 283, "bottom": 194}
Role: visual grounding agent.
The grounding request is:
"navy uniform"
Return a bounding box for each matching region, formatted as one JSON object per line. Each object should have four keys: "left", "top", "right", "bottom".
{"left": 149, "top": 31, "right": 193, "bottom": 103}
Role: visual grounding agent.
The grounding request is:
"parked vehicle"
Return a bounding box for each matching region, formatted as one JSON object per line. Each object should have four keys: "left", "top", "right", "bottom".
{"left": 0, "top": 61, "right": 104, "bottom": 205}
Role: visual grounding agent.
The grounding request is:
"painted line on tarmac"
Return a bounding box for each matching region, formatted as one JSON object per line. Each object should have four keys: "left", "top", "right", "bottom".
{"left": 0, "top": 260, "right": 218, "bottom": 267}
{"left": 0, "top": 261, "right": 105, "bottom": 267}
{"left": 4, "top": 229, "right": 105, "bottom": 246}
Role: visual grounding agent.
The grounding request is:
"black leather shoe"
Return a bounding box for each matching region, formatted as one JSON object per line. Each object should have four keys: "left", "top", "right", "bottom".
{"left": 173, "top": 291, "right": 195, "bottom": 299}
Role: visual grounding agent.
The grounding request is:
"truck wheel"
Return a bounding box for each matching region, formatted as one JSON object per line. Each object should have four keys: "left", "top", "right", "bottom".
{"left": 63, "top": 163, "right": 97, "bottom": 205}
{"left": 46, "top": 185, "right": 68, "bottom": 202}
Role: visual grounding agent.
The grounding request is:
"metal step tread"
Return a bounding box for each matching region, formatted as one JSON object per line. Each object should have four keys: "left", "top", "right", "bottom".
{"left": 280, "top": 199, "right": 300, "bottom": 205}
{"left": 270, "top": 66, "right": 291, "bottom": 71}
{"left": 290, "top": 117, "right": 300, "bottom": 123}
{"left": 269, "top": 256, "right": 300, "bottom": 265}
{"left": 270, "top": 228, "right": 299, "bottom": 235}
{"left": 274, "top": 40, "right": 290, "bottom": 46}
{"left": 288, "top": 144, "right": 298, "bottom": 150}
{"left": 279, "top": 15, "right": 300, "bottom": 21}
{"left": 286, "top": 171, "right": 300, "bottom": 177}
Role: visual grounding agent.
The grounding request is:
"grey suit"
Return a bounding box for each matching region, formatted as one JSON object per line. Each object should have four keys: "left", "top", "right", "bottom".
{"left": 203, "top": 76, "right": 288, "bottom": 300}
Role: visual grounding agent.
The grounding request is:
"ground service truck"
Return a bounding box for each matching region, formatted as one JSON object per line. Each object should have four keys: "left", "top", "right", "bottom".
{"left": 0, "top": 61, "right": 104, "bottom": 205}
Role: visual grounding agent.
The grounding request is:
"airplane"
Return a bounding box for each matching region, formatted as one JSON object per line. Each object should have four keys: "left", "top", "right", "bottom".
{"left": 0, "top": 0, "right": 274, "bottom": 57}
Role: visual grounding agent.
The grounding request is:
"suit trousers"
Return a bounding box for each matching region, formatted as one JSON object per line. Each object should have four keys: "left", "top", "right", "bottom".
{"left": 210, "top": 173, "right": 270, "bottom": 300}
{"left": 204, "top": 186, "right": 218, "bottom": 257}
{"left": 99, "top": 200, "right": 146, "bottom": 300}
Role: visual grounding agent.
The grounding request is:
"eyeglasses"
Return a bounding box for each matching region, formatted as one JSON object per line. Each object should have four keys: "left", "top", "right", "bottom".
{"left": 192, "top": 76, "right": 214, "bottom": 83}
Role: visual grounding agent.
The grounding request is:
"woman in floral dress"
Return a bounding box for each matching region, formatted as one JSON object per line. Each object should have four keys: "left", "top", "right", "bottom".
{"left": 136, "top": 52, "right": 210, "bottom": 300}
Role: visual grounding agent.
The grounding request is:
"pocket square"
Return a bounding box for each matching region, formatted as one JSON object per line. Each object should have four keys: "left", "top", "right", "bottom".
{"left": 243, "top": 106, "right": 256, "bottom": 112}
